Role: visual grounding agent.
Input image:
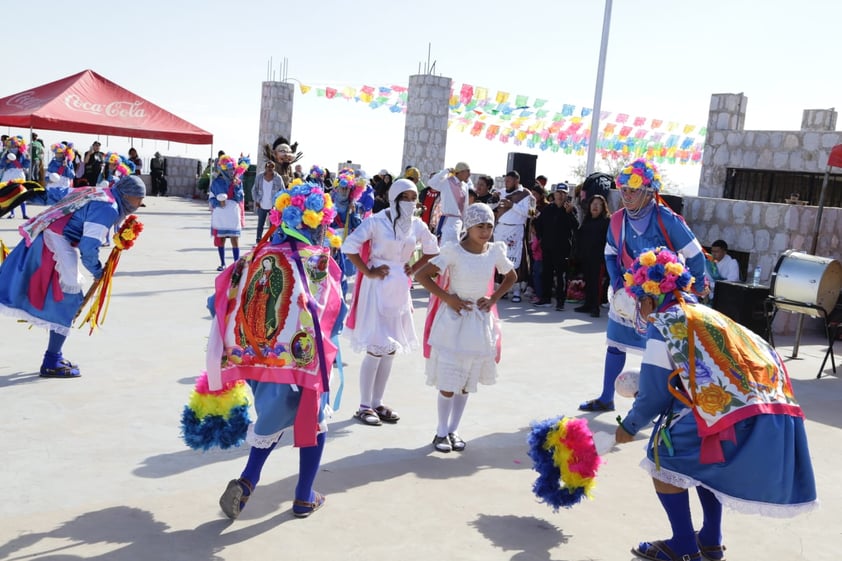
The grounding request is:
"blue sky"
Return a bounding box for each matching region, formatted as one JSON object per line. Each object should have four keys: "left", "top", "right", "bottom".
{"left": 3, "top": 0, "right": 840, "bottom": 193}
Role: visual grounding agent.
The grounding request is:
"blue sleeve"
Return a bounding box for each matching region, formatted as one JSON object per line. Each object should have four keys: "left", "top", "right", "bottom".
{"left": 209, "top": 177, "right": 227, "bottom": 208}
{"left": 660, "top": 208, "right": 707, "bottom": 292}
{"left": 620, "top": 325, "right": 677, "bottom": 435}
{"left": 65, "top": 201, "right": 118, "bottom": 279}
{"left": 604, "top": 215, "right": 623, "bottom": 290}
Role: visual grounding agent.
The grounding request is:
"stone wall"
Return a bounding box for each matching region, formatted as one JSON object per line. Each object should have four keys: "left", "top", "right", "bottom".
{"left": 256, "top": 82, "right": 294, "bottom": 165}
{"left": 401, "top": 74, "right": 451, "bottom": 179}
{"left": 146, "top": 155, "right": 203, "bottom": 197}
{"left": 699, "top": 93, "right": 840, "bottom": 198}
{"left": 682, "top": 195, "right": 842, "bottom": 334}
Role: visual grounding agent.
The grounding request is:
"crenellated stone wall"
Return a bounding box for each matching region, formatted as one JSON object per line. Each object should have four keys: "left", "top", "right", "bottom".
{"left": 699, "top": 93, "right": 840, "bottom": 198}
{"left": 401, "top": 74, "right": 451, "bottom": 179}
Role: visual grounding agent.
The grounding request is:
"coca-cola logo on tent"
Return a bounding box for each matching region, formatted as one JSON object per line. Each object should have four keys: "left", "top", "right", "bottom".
{"left": 63, "top": 93, "right": 147, "bottom": 119}
{"left": 5, "top": 90, "right": 46, "bottom": 111}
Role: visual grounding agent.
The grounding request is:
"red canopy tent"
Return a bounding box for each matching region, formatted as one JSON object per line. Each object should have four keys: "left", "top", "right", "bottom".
{"left": 0, "top": 69, "right": 212, "bottom": 144}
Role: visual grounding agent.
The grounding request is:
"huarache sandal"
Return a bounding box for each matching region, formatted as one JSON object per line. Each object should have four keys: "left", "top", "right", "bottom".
{"left": 577, "top": 398, "right": 615, "bottom": 412}
{"left": 39, "top": 363, "right": 81, "bottom": 378}
{"left": 374, "top": 405, "right": 400, "bottom": 423}
{"left": 219, "top": 477, "right": 253, "bottom": 520}
{"left": 354, "top": 408, "right": 382, "bottom": 426}
{"left": 292, "top": 491, "right": 325, "bottom": 518}
{"left": 696, "top": 534, "right": 727, "bottom": 561}
{"left": 632, "top": 540, "right": 701, "bottom": 561}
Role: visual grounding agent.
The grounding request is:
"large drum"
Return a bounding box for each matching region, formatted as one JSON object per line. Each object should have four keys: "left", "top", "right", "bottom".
{"left": 770, "top": 250, "right": 842, "bottom": 317}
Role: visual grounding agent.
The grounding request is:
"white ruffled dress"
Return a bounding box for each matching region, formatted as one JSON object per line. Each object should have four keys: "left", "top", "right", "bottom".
{"left": 425, "top": 241, "right": 513, "bottom": 393}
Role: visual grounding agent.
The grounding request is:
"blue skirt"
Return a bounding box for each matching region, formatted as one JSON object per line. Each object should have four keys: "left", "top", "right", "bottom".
{"left": 247, "top": 380, "right": 329, "bottom": 447}
{"left": 0, "top": 236, "right": 83, "bottom": 334}
{"left": 644, "top": 411, "right": 818, "bottom": 516}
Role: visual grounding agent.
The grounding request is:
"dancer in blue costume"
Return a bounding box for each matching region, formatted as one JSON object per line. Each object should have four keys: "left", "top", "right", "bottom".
{"left": 209, "top": 154, "right": 247, "bottom": 271}
{"left": 207, "top": 181, "right": 346, "bottom": 520}
{"left": 331, "top": 167, "right": 374, "bottom": 297}
{"left": 615, "top": 247, "right": 817, "bottom": 561}
{"left": 0, "top": 175, "right": 146, "bottom": 377}
{"left": 579, "top": 159, "right": 708, "bottom": 412}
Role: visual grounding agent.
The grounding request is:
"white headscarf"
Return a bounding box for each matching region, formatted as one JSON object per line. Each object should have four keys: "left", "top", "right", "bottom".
{"left": 388, "top": 178, "right": 417, "bottom": 235}
{"left": 461, "top": 203, "right": 495, "bottom": 239}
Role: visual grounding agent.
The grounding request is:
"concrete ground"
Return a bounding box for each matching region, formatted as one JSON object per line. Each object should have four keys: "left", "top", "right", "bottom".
{"left": 1, "top": 196, "right": 839, "bottom": 561}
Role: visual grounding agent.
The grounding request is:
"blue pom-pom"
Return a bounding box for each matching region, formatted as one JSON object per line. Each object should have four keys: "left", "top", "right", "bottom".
{"left": 526, "top": 416, "right": 590, "bottom": 511}
{"left": 180, "top": 405, "right": 250, "bottom": 451}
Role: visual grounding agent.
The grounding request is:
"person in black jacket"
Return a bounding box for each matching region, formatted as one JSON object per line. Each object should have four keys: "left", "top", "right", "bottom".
{"left": 533, "top": 183, "right": 578, "bottom": 310}
{"left": 574, "top": 194, "right": 610, "bottom": 317}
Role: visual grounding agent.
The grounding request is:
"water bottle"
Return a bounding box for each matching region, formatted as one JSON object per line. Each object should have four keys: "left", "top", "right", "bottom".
{"left": 752, "top": 266, "right": 762, "bottom": 285}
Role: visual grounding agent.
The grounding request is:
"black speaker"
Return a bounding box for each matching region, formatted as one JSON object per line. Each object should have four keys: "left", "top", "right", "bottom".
{"left": 507, "top": 152, "right": 537, "bottom": 189}
{"left": 712, "top": 281, "right": 770, "bottom": 339}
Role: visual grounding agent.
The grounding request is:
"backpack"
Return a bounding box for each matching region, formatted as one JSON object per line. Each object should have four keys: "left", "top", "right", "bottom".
{"left": 582, "top": 172, "right": 614, "bottom": 200}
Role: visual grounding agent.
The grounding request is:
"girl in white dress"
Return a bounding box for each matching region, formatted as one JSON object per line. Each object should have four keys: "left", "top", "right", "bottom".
{"left": 416, "top": 203, "right": 516, "bottom": 452}
{"left": 342, "top": 178, "right": 440, "bottom": 426}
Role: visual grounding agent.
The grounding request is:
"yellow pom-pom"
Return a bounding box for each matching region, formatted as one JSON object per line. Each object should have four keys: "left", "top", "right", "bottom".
{"left": 302, "top": 209, "right": 322, "bottom": 229}
{"left": 275, "top": 192, "right": 291, "bottom": 210}
{"left": 627, "top": 174, "right": 643, "bottom": 188}
{"left": 642, "top": 280, "right": 661, "bottom": 295}
{"left": 639, "top": 251, "right": 657, "bottom": 267}
{"left": 665, "top": 262, "right": 684, "bottom": 276}
{"left": 623, "top": 272, "right": 634, "bottom": 287}
{"left": 329, "top": 234, "right": 342, "bottom": 248}
{"left": 323, "top": 193, "right": 334, "bottom": 209}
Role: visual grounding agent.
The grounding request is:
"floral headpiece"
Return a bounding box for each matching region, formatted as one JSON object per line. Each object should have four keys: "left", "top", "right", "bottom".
{"left": 617, "top": 158, "right": 662, "bottom": 191}
{"left": 105, "top": 152, "right": 122, "bottom": 165}
{"left": 623, "top": 247, "right": 693, "bottom": 299}
{"left": 7, "top": 135, "right": 27, "bottom": 152}
{"left": 270, "top": 181, "right": 338, "bottom": 246}
{"left": 216, "top": 154, "right": 237, "bottom": 172}
{"left": 51, "top": 142, "right": 74, "bottom": 160}
{"left": 309, "top": 165, "right": 324, "bottom": 179}
{"left": 335, "top": 167, "right": 368, "bottom": 203}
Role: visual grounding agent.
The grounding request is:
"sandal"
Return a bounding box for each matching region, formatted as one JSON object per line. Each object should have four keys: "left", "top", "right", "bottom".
{"left": 216, "top": 265, "right": 225, "bottom": 272}
{"left": 219, "top": 477, "right": 254, "bottom": 520}
{"left": 632, "top": 540, "right": 701, "bottom": 561}
{"left": 578, "top": 398, "right": 615, "bottom": 412}
{"left": 448, "top": 432, "right": 466, "bottom": 452}
{"left": 292, "top": 491, "right": 325, "bottom": 518}
{"left": 511, "top": 295, "right": 522, "bottom": 303}
{"left": 39, "top": 363, "right": 81, "bottom": 378}
{"left": 374, "top": 405, "right": 400, "bottom": 423}
{"left": 696, "top": 534, "right": 727, "bottom": 561}
{"left": 354, "top": 408, "right": 382, "bottom": 426}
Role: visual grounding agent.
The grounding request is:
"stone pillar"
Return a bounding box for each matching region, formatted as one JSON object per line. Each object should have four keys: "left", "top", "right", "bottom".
{"left": 256, "top": 81, "right": 294, "bottom": 165}
{"left": 801, "top": 108, "right": 837, "bottom": 131}
{"left": 402, "top": 74, "right": 452, "bottom": 180}
{"left": 698, "top": 93, "right": 748, "bottom": 198}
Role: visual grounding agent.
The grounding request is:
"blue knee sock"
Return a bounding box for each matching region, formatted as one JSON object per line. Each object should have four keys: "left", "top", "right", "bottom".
{"left": 656, "top": 491, "right": 696, "bottom": 556}
{"left": 598, "top": 346, "right": 626, "bottom": 403}
{"left": 43, "top": 331, "right": 68, "bottom": 367}
{"left": 295, "top": 432, "right": 326, "bottom": 503}
{"left": 232, "top": 247, "right": 240, "bottom": 262}
{"left": 20, "top": 202, "right": 27, "bottom": 217}
{"left": 240, "top": 440, "right": 278, "bottom": 491}
{"left": 696, "top": 486, "right": 723, "bottom": 549}
{"left": 217, "top": 247, "right": 225, "bottom": 267}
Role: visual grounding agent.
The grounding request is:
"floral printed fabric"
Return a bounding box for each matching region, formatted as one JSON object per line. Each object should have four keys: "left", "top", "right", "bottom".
{"left": 651, "top": 303, "right": 803, "bottom": 437}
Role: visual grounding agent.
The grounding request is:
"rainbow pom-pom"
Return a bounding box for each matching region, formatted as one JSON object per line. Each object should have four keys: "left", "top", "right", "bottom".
{"left": 180, "top": 372, "right": 251, "bottom": 451}
{"left": 527, "top": 416, "right": 603, "bottom": 510}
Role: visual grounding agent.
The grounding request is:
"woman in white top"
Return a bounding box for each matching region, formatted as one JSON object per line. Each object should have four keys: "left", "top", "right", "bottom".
{"left": 342, "top": 178, "right": 439, "bottom": 426}
{"left": 416, "top": 203, "right": 516, "bottom": 452}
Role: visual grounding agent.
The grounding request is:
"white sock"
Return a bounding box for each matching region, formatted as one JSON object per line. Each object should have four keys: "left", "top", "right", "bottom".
{"left": 437, "top": 393, "right": 453, "bottom": 437}
{"left": 358, "top": 353, "right": 382, "bottom": 409}
{"left": 448, "top": 392, "right": 469, "bottom": 434}
{"left": 371, "top": 353, "right": 395, "bottom": 408}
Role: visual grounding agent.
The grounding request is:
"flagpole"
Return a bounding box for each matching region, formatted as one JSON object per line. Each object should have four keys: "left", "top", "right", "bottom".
{"left": 585, "top": 0, "right": 613, "bottom": 175}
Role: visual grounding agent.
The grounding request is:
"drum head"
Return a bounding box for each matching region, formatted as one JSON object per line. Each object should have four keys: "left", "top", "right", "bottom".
{"left": 771, "top": 250, "right": 842, "bottom": 316}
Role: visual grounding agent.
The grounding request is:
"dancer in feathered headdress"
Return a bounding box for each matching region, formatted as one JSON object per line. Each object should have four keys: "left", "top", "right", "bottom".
{"left": 210, "top": 154, "right": 249, "bottom": 271}
{"left": 182, "top": 181, "right": 345, "bottom": 521}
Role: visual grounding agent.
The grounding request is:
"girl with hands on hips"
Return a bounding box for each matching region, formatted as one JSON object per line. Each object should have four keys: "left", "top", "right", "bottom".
{"left": 415, "top": 203, "right": 516, "bottom": 453}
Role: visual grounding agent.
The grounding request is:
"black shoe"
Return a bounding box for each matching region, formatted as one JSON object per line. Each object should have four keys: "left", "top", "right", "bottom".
{"left": 533, "top": 299, "right": 551, "bottom": 307}
{"left": 574, "top": 305, "right": 590, "bottom": 313}
{"left": 590, "top": 309, "right": 600, "bottom": 318}
{"left": 555, "top": 303, "right": 565, "bottom": 311}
